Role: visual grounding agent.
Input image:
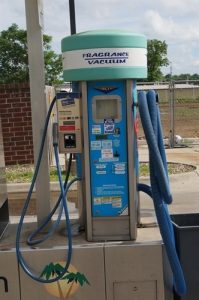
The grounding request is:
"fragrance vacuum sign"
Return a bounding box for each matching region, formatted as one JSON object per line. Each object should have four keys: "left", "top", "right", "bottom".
{"left": 63, "top": 47, "right": 147, "bottom": 70}
{"left": 82, "top": 51, "right": 129, "bottom": 65}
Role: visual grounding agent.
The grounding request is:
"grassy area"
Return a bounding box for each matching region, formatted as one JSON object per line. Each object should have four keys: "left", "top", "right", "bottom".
{"left": 159, "top": 102, "right": 199, "bottom": 123}
{"left": 5, "top": 162, "right": 195, "bottom": 183}
{"left": 175, "top": 98, "right": 199, "bottom": 104}
{"left": 5, "top": 165, "right": 66, "bottom": 183}
{"left": 140, "top": 162, "right": 195, "bottom": 177}
{"left": 158, "top": 97, "right": 199, "bottom": 104}
{"left": 175, "top": 107, "right": 199, "bottom": 119}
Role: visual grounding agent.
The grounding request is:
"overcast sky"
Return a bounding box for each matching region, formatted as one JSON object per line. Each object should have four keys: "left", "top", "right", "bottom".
{"left": 1, "top": 0, "right": 199, "bottom": 75}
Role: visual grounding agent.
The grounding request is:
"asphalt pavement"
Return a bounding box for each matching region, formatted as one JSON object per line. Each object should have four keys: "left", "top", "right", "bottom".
{"left": 138, "top": 143, "right": 199, "bottom": 224}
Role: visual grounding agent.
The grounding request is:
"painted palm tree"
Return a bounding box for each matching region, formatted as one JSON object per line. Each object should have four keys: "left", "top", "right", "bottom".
{"left": 62, "top": 271, "right": 89, "bottom": 299}
{"left": 40, "top": 262, "right": 65, "bottom": 280}
{"left": 40, "top": 262, "right": 89, "bottom": 300}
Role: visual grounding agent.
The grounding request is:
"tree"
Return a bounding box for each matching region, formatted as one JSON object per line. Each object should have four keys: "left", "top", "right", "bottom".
{"left": 0, "top": 24, "right": 63, "bottom": 85}
{"left": 164, "top": 73, "right": 199, "bottom": 81}
{"left": 147, "top": 39, "right": 169, "bottom": 82}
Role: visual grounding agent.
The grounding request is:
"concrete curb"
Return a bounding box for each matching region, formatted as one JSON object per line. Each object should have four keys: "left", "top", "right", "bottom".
{"left": 7, "top": 181, "right": 77, "bottom": 216}
{"left": 138, "top": 137, "right": 199, "bottom": 146}
{"left": 139, "top": 161, "right": 198, "bottom": 182}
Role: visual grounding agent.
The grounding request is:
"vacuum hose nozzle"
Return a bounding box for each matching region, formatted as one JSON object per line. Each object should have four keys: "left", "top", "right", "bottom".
{"left": 53, "top": 122, "right": 59, "bottom": 146}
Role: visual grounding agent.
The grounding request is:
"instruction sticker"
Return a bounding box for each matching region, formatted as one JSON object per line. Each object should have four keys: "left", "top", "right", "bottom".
{"left": 114, "top": 163, "right": 126, "bottom": 174}
{"left": 96, "top": 170, "right": 106, "bottom": 175}
{"left": 92, "top": 125, "right": 101, "bottom": 134}
{"left": 102, "top": 140, "right": 112, "bottom": 149}
{"left": 112, "top": 197, "right": 122, "bottom": 208}
{"left": 101, "top": 149, "right": 113, "bottom": 159}
{"left": 95, "top": 164, "right": 106, "bottom": 169}
{"left": 91, "top": 141, "right": 101, "bottom": 150}
{"left": 94, "top": 196, "right": 122, "bottom": 207}
{"left": 61, "top": 98, "right": 75, "bottom": 106}
{"left": 99, "top": 157, "right": 119, "bottom": 162}
{"left": 104, "top": 119, "right": 115, "bottom": 134}
{"left": 94, "top": 197, "right": 102, "bottom": 205}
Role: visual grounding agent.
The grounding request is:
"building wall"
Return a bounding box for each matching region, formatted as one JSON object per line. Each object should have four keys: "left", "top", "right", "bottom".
{"left": 0, "top": 83, "right": 34, "bottom": 165}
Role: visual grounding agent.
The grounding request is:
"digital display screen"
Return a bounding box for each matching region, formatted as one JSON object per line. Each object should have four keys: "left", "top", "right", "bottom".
{"left": 63, "top": 121, "right": 75, "bottom": 125}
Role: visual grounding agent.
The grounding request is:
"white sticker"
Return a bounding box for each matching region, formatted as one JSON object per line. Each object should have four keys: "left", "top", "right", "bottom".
{"left": 112, "top": 197, "right": 122, "bottom": 208}
{"left": 96, "top": 170, "right": 106, "bottom": 175}
{"left": 96, "top": 164, "right": 106, "bottom": 169}
{"left": 91, "top": 141, "right": 101, "bottom": 150}
{"left": 101, "top": 149, "right": 113, "bottom": 159}
{"left": 115, "top": 171, "right": 125, "bottom": 175}
{"left": 92, "top": 125, "right": 101, "bottom": 134}
{"left": 114, "top": 163, "right": 126, "bottom": 171}
{"left": 104, "top": 119, "right": 115, "bottom": 134}
{"left": 99, "top": 157, "right": 119, "bottom": 162}
{"left": 120, "top": 207, "right": 128, "bottom": 216}
{"left": 94, "top": 197, "right": 102, "bottom": 205}
{"left": 114, "top": 163, "right": 126, "bottom": 174}
{"left": 101, "top": 197, "right": 112, "bottom": 204}
{"left": 102, "top": 140, "right": 112, "bottom": 149}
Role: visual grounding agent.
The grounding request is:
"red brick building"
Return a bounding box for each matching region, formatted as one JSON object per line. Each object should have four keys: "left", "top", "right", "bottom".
{"left": 0, "top": 83, "right": 34, "bottom": 165}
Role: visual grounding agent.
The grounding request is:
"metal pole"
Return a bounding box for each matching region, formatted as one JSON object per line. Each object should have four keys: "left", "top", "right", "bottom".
{"left": 169, "top": 81, "right": 175, "bottom": 148}
{"left": 25, "top": 0, "right": 51, "bottom": 225}
{"left": 68, "top": 0, "right": 85, "bottom": 228}
{"left": 69, "top": 0, "right": 76, "bottom": 34}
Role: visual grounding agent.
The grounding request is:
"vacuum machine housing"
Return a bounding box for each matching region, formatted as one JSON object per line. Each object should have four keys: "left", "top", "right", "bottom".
{"left": 61, "top": 30, "right": 147, "bottom": 241}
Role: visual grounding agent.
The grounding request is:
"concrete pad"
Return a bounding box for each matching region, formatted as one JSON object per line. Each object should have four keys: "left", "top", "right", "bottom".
{"left": 138, "top": 144, "right": 199, "bottom": 221}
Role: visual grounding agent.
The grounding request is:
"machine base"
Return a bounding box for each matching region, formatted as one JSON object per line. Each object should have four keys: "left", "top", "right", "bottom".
{"left": 0, "top": 223, "right": 173, "bottom": 300}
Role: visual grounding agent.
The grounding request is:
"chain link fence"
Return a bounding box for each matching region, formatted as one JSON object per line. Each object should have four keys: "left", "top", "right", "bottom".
{"left": 137, "top": 81, "right": 199, "bottom": 146}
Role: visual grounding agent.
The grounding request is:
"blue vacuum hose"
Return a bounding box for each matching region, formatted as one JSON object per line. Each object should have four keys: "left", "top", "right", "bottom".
{"left": 16, "top": 96, "right": 80, "bottom": 283}
{"left": 138, "top": 90, "right": 186, "bottom": 296}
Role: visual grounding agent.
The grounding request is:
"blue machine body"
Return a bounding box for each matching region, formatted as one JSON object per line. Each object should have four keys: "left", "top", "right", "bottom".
{"left": 87, "top": 80, "right": 136, "bottom": 217}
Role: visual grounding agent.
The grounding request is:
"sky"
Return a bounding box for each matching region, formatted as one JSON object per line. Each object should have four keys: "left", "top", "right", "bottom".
{"left": 0, "top": 0, "right": 199, "bottom": 75}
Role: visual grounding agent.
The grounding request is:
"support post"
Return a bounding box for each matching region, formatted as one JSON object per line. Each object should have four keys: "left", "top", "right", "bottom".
{"left": 69, "top": 0, "right": 76, "bottom": 34}
{"left": 169, "top": 81, "right": 175, "bottom": 148}
{"left": 25, "top": 0, "right": 51, "bottom": 225}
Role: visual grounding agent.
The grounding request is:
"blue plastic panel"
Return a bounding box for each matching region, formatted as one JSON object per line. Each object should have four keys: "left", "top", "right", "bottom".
{"left": 87, "top": 80, "right": 129, "bottom": 217}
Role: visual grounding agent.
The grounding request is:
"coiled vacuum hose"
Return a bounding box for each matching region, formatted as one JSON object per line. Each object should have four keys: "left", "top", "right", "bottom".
{"left": 138, "top": 90, "right": 186, "bottom": 296}
{"left": 16, "top": 96, "right": 80, "bottom": 283}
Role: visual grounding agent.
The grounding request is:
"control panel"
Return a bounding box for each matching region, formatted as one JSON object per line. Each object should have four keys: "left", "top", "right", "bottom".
{"left": 87, "top": 81, "right": 129, "bottom": 217}
{"left": 56, "top": 92, "right": 82, "bottom": 153}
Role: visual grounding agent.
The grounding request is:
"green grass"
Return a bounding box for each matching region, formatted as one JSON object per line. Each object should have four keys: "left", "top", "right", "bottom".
{"left": 139, "top": 162, "right": 195, "bottom": 176}
{"left": 5, "top": 165, "right": 66, "bottom": 183}
{"left": 159, "top": 102, "right": 199, "bottom": 120}
{"left": 139, "top": 163, "right": 149, "bottom": 176}
{"left": 5, "top": 162, "right": 195, "bottom": 183}
{"left": 175, "top": 107, "right": 199, "bottom": 119}
{"left": 158, "top": 98, "right": 199, "bottom": 104}
{"left": 175, "top": 98, "right": 199, "bottom": 104}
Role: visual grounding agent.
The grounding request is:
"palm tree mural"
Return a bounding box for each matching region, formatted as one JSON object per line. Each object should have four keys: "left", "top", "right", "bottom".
{"left": 40, "top": 262, "right": 89, "bottom": 299}
{"left": 40, "top": 262, "right": 64, "bottom": 279}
